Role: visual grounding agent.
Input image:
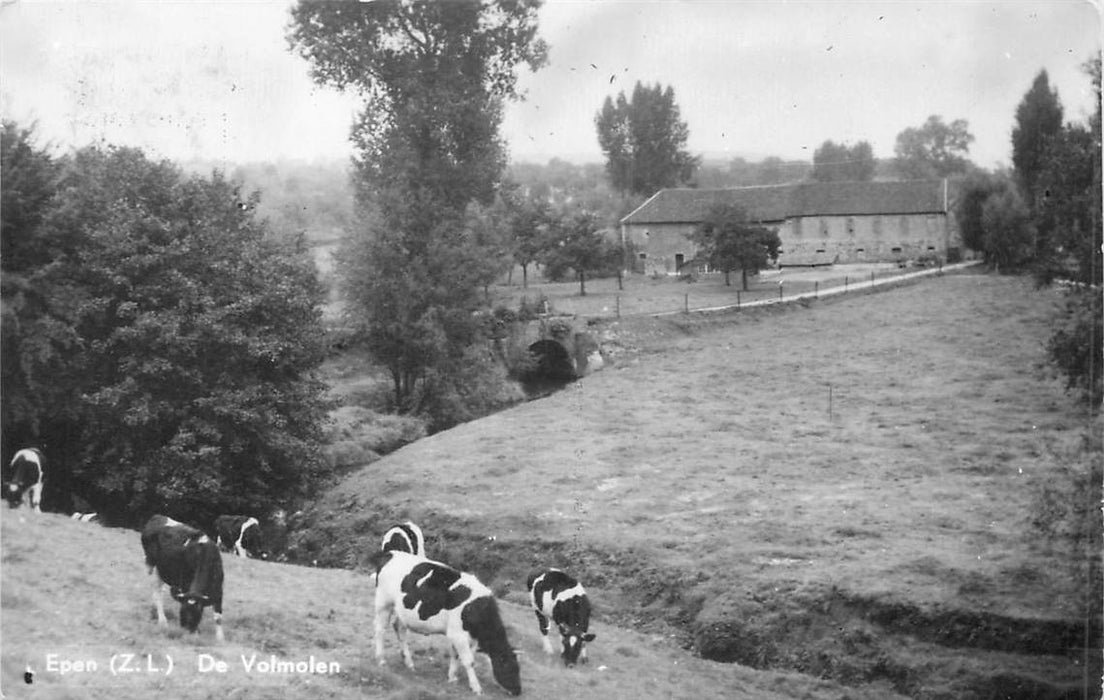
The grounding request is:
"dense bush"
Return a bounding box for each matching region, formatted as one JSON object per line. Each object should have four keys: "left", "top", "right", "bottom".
{"left": 1046, "top": 289, "right": 1103, "bottom": 406}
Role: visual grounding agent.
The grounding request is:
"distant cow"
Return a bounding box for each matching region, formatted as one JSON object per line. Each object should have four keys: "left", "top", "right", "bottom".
{"left": 372, "top": 550, "right": 521, "bottom": 696}
{"left": 71, "top": 512, "right": 101, "bottom": 523}
{"left": 380, "top": 521, "right": 426, "bottom": 557}
{"left": 527, "top": 569, "right": 595, "bottom": 667}
{"left": 214, "top": 515, "right": 266, "bottom": 559}
{"left": 141, "top": 515, "right": 225, "bottom": 641}
{"left": 5, "top": 448, "right": 44, "bottom": 512}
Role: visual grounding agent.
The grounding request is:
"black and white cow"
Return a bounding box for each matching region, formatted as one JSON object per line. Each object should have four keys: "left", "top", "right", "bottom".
{"left": 214, "top": 515, "right": 266, "bottom": 559}
{"left": 372, "top": 550, "right": 521, "bottom": 696}
{"left": 527, "top": 569, "right": 596, "bottom": 667}
{"left": 381, "top": 520, "right": 426, "bottom": 557}
{"left": 141, "top": 515, "right": 225, "bottom": 641}
{"left": 5, "top": 448, "right": 44, "bottom": 512}
{"left": 71, "top": 512, "right": 101, "bottom": 523}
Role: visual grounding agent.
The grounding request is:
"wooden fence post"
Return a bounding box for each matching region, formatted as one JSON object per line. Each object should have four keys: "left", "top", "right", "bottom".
{"left": 684, "top": 293, "right": 689, "bottom": 314}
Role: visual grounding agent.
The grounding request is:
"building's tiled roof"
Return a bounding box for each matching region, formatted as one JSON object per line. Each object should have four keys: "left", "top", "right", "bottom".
{"left": 621, "top": 180, "right": 947, "bottom": 225}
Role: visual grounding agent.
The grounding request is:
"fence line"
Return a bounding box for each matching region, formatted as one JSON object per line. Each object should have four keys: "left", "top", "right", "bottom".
{"left": 644, "top": 261, "right": 983, "bottom": 318}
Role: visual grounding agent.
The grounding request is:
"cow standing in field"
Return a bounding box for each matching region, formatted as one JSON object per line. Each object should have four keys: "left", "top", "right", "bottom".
{"left": 372, "top": 550, "right": 521, "bottom": 696}
{"left": 214, "top": 515, "right": 266, "bottom": 559}
{"left": 141, "top": 515, "right": 225, "bottom": 641}
{"left": 381, "top": 521, "right": 426, "bottom": 557}
{"left": 527, "top": 569, "right": 596, "bottom": 667}
{"left": 71, "top": 512, "right": 101, "bottom": 523}
{"left": 4, "top": 448, "right": 44, "bottom": 512}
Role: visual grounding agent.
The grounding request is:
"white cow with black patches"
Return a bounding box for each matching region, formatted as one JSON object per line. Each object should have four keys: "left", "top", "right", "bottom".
{"left": 527, "top": 568, "right": 596, "bottom": 667}
{"left": 5, "top": 448, "right": 44, "bottom": 512}
{"left": 372, "top": 550, "right": 521, "bottom": 696}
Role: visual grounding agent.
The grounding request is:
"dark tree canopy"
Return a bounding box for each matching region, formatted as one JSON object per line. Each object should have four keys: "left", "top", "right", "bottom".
{"left": 893, "top": 115, "right": 974, "bottom": 179}
{"left": 1, "top": 125, "right": 330, "bottom": 524}
{"left": 595, "top": 81, "right": 700, "bottom": 196}
{"left": 811, "top": 140, "right": 875, "bottom": 182}
{"left": 689, "top": 203, "right": 782, "bottom": 290}
{"left": 1011, "top": 69, "right": 1065, "bottom": 206}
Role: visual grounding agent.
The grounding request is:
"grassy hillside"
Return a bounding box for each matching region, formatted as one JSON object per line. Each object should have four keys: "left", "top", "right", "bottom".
{"left": 1, "top": 510, "right": 884, "bottom": 699}
{"left": 290, "top": 271, "right": 1101, "bottom": 699}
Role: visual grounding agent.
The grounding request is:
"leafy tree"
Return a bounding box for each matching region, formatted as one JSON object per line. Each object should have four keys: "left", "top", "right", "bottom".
{"left": 811, "top": 140, "right": 875, "bottom": 182}
{"left": 503, "top": 187, "right": 553, "bottom": 288}
{"left": 540, "top": 211, "right": 618, "bottom": 296}
{"left": 1040, "top": 57, "right": 1101, "bottom": 408}
{"left": 689, "top": 203, "right": 782, "bottom": 290}
{"left": 595, "top": 81, "right": 700, "bottom": 196}
{"left": 289, "top": 0, "right": 547, "bottom": 416}
{"left": 981, "top": 185, "right": 1036, "bottom": 271}
{"left": 893, "top": 115, "right": 974, "bottom": 179}
{"left": 1, "top": 136, "right": 331, "bottom": 523}
{"left": 0, "top": 122, "right": 74, "bottom": 468}
{"left": 1012, "top": 69, "right": 1065, "bottom": 208}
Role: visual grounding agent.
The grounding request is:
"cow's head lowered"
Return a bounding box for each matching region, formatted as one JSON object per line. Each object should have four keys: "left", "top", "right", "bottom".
{"left": 528, "top": 568, "right": 597, "bottom": 668}
{"left": 552, "top": 596, "right": 596, "bottom": 666}
{"left": 171, "top": 589, "right": 210, "bottom": 632}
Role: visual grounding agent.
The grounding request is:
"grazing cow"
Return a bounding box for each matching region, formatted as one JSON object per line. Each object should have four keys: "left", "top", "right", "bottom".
{"left": 5, "top": 448, "right": 44, "bottom": 512}
{"left": 372, "top": 550, "right": 521, "bottom": 696}
{"left": 141, "top": 515, "right": 225, "bottom": 641}
{"left": 71, "top": 512, "right": 101, "bottom": 523}
{"left": 527, "top": 569, "right": 595, "bottom": 667}
{"left": 214, "top": 515, "right": 266, "bottom": 559}
{"left": 381, "top": 521, "right": 426, "bottom": 557}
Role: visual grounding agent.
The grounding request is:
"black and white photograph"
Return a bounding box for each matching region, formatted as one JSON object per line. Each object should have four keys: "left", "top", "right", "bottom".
{"left": 1, "top": 1, "right": 1101, "bottom": 697}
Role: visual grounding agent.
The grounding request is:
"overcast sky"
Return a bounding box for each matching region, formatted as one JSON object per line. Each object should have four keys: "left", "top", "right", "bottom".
{"left": 1, "top": 1, "right": 1099, "bottom": 170}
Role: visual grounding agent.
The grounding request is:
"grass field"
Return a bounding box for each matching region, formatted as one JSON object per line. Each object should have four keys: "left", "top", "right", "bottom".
{"left": 1, "top": 510, "right": 885, "bottom": 700}
{"left": 294, "top": 270, "right": 1101, "bottom": 698}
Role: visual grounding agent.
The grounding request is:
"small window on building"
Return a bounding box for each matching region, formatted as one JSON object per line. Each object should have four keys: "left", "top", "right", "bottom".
{"left": 815, "top": 249, "right": 826, "bottom": 254}
{"left": 891, "top": 247, "right": 902, "bottom": 253}
{"left": 855, "top": 248, "right": 865, "bottom": 253}
{"left": 638, "top": 252, "right": 647, "bottom": 259}
{"left": 927, "top": 246, "right": 936, "bottom": 251}
{"left": 675, "top": 253, "right": 685, "bottom": 269}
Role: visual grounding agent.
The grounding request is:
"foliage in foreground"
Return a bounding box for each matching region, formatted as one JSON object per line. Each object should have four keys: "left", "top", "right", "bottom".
{"left": 1, "top": 122, "right": 331, "bottom": 523}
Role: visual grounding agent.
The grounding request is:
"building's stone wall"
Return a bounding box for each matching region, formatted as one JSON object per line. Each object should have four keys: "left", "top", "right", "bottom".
{"left": 623, "top": 211, "right": 961, "bottom": 275}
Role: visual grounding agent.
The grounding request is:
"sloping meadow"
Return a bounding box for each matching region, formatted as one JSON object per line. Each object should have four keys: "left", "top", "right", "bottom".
{"left": 294, "top": 271, "right": 1101, "bottom": 699}
{"left": 1, "top": 509, "right": 879, "bottom": 700}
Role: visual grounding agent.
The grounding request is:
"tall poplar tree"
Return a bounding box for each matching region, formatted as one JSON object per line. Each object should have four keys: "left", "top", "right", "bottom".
{"left": 1011, "top": 69, "right": 1064, "bottom": 208}
{"left": 288, "top": 1, "right": 547, "bottom": 418}
{"left": 595, "top": 82, "right": 699, "bottom": 196}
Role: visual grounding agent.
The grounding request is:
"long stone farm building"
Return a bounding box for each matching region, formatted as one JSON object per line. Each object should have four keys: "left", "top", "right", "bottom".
{"left": 620, "top": 179, "right": 963, "bottom": 275}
